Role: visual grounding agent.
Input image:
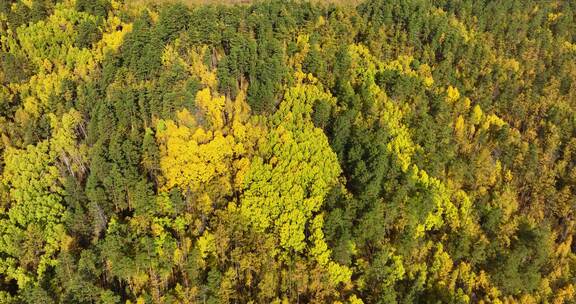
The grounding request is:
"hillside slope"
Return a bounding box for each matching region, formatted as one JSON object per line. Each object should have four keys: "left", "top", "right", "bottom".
{"left": 1, "top": 0, "right": 575, "bottom": 303}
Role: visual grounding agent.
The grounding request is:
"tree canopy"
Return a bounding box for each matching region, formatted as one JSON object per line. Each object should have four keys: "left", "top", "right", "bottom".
{"left": 0, "top": 0, "right": 575, "bottom": 303}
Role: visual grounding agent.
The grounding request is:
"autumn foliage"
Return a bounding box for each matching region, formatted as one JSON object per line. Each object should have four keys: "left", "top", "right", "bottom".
{"left": 1, "top": 0, "right": 576, "bottom": 303}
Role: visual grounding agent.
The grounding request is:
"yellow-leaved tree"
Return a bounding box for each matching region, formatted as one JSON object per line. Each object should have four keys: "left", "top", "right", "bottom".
{"left": 241, "top": 75, "right": 351, "bottom": 285}
{"left": 0, "top": 141, "right": 65, "bottom": 288}
{"left": 156, "top": 87, "right": 264, "bottom": 220}
{"left": 156, "top": 75, "right": 351, "bottom": 291}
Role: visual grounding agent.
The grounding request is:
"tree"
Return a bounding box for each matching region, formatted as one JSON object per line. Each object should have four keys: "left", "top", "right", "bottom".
{"left": 0, "top": 140, "right": 66, "bottom": 288}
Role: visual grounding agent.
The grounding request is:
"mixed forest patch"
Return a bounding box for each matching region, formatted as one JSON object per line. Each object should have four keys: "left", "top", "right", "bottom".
{"left": 0, "top": 0, "right": 575, "bottom": 303}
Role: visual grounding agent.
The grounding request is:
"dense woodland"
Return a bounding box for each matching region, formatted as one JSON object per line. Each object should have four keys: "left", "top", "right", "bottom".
{"left": 0, "top": 0, "right": 575, "bottom": 303}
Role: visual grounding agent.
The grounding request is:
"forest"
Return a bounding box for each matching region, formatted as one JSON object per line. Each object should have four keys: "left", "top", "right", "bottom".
{"left": 0, "top": 0, "right": 575, "bottom": 303}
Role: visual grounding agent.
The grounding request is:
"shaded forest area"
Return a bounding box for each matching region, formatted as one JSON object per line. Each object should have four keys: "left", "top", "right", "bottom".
{"left": 0, "top": 0, "right": 576, "bottom": 303}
